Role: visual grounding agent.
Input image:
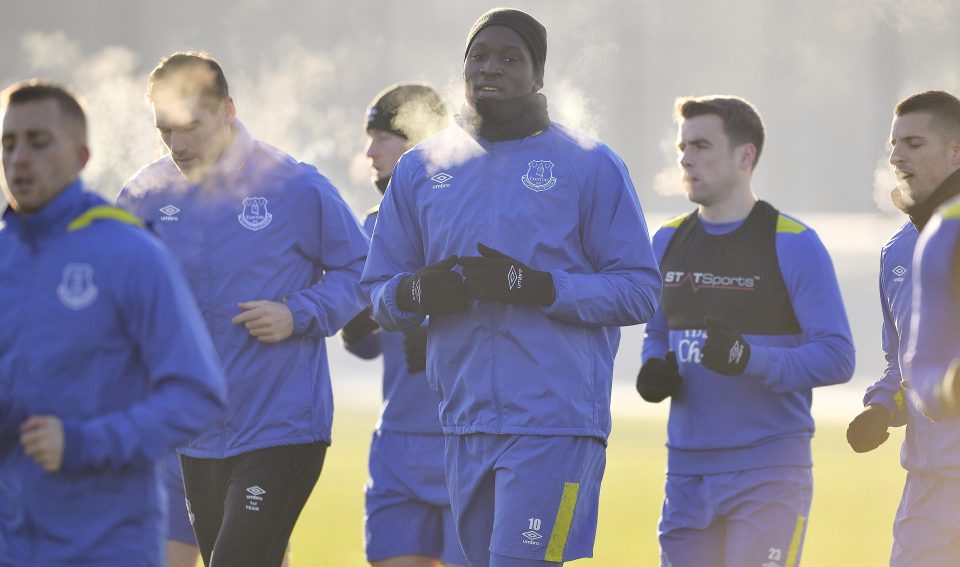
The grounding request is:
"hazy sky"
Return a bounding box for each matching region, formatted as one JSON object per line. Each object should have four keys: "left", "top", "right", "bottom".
{"left": 3, "top": 0, "right": 959, "bottom": 215}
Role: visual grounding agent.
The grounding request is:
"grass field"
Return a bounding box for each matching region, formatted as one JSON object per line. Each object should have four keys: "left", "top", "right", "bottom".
{"left": 286, "top": 400, "right": 906, "bottom": 567}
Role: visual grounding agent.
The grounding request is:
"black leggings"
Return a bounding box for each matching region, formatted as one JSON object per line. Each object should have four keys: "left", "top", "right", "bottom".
{"left": 180, "top": 441, "right": 327, "bottom": 567}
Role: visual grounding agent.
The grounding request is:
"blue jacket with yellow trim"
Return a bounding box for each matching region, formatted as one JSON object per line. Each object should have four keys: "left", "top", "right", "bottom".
{"left": 0, "top": 180, "right": 226, "bottom": 566}
{"left": 642, "top": 210, "right": 854, "bottom": 474}
{"left": 118, "top": 121, "right": 369, "bottom": 458}
{"left": 345, "top": 209, "right": 441, "bottom": 434}
{"left": 361, "top": 122, "right": 661, "bottom": 440}
{"left": 906, "top": 198, "right": 960, "bottom": 421}
{"left": 865, "top": 221, "right": 960, "bottom": 475}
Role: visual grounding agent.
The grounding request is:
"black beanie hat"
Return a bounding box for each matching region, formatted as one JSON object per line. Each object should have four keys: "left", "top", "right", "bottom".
{"left": 365, "top": 83, "right": 449, "bottom": 144}
{"left": 464, "top": 8, "right": 547, "bottom": 87}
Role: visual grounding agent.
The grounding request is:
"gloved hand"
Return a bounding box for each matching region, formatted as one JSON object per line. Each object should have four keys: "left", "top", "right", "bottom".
{"left": 702, "top": 317, "right": 751, "bottom": 375}
{"left": 403, "top": 326, "right": 428, "bottom": 373}
{"left": 636, "top": 351, "right": 682, "bottom": 403}
{"left": 459, "top": 243, "right": 555, "bottom": 306}
{"left": 846, "top": 404, "right": 891, "bottom": 453}
{"left": 341, "top": 307, "right": 380, "bottom": 346}
{"left": 396, "top": 256, "right": 470, "bottom": 315}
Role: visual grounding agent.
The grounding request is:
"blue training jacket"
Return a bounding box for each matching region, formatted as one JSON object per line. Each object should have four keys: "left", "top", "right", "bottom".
{"left": 361, "top": 122, "right": 662, "bottom": 440}
{"left": 119, "top": 121, "right": 369, "bottom": 458}
{"left": 346, "top": 209, "right": 441, "bottom": 434}
{"left": 864, "top": 220, "right": 960, "bottom": 476}
{"left": 906, "top": 199, "right": 960, "bottom": 420}
{"left": 0, "top": 181, "right": 226, "bottom": 566}
{"left": 643, "top": 211, "right": 855, "bottom": 475}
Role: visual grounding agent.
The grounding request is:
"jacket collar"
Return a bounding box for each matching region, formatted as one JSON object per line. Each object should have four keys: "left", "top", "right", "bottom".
{"left": 198, "top": 120, "right": 255, "bottom": 186}
{"left": 2, "top": 178, "right": 88, "bottom": 236}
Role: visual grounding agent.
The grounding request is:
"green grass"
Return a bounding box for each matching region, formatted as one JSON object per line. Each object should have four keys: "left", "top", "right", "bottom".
{"left": 286, "top": 407, "right": 905, "bottom": 566}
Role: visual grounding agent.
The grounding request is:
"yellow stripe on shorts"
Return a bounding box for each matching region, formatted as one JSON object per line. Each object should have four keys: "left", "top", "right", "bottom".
{"left": 544, "top": 482, "right": 579, "bottom": 562}
{"left": 785, "top": 514, "right": 806, "bottom": 567}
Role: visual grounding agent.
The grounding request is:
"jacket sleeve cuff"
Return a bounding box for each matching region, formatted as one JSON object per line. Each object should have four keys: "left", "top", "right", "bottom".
{"left": 284, "top": 295, "right": 315, "bottom": 336}
{"left": 373, "top": 274, "right": 425, "bottom": 331}
{"left": 745, "top": 345, "right": 775, "bottom": 387}
{"left": 541, "top": 270, "right": 572, "bottom": 317}
{"left": 60, "top": 419, "right": 86, "bottom": 473}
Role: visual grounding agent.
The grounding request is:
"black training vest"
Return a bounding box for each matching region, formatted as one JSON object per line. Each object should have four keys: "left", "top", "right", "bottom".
{"left": 659, "top": 200, "right": 801, "bottom": 335}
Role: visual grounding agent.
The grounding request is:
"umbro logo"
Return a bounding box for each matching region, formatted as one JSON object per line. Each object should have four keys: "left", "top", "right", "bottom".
{"left": 245, "top": 485, "right": 266, "bottom": 512}
{"left": 522, "top": 530, "right": 542, "bottom": 540}
{"left": 159, "top": 204, "right": 180, "bottom": 221}
{"left": 892, "top": 265, "right": 907, "bottom": 282}
{"left": 507, "top": 265, "right": 522, "bottom": 290}
{"left": 412, "top": 278, "right": 422, "bottom": 304}
{"left": 728, "top": 340, "right": 745, "bottom": 364}
{"left": 431, "top": 172, "right": 453, "bottom": 189}
{"left": 246, "top": 486, "right": 266, "bottom": 496}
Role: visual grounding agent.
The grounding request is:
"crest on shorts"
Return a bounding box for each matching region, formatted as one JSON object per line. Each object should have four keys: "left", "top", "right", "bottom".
{"left": 56, "top": 263, "right": 98, "bottom": 310}
{"left": 238, "top": 197, "right": 273, "bottom": 231}
{"left": 521, "top": 160, "right": 557, "bottom": 192}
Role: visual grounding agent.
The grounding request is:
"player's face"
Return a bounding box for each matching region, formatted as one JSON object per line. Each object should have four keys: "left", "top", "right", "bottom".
{"left": 1, "top": 99, "right": 89, "bottom": 213}
{"left": 889, "top": 112, "right": 960, "bottom": 204}
{"left": 365, "top": 129, "right": 410, "bottom": 184}
{"left": 464, "top": 25, "right": 538, "bottom": 106}
{"left": 152, "top": 94, "right": 235, "bottom": 182}
{"left": 677, "top": 114, "right": 744, "bottom": 207}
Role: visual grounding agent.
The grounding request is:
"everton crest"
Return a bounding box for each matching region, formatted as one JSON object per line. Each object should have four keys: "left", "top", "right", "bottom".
{"left": 57, "top": 263, "right": 98, "bottom": 310}
{"left": 238, "top": 196, "right": 273, "bottom": 231}
{"left": 521, "top": 160, "right": 557, "bottom": 192}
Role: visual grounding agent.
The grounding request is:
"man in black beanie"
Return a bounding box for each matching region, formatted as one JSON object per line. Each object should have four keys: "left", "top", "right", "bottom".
{"left": 361, "top": 8, "right": 661, "bottom": 567}
{"left": 340, "top": 83, "right": 466, "bottom": 567}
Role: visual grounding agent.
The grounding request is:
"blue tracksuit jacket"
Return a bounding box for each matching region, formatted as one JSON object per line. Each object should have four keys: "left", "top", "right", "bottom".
{"left": 118, "top": 121, "right": 369, "bottom": 458}
{"left": 906, "top": 199, "right": 960, "bottom": 420}
{"left": 361, "top": 122, "right": 661, "bottom": 440}
{"left": 643, "top": 211, "right": 855, "bottom": 474}
{"left": 864, "top": 220, "right": 960, "bottom": 475}
{"left": 0, "top": 180, "right": 226, "bottom": 566}
{"left": 346, "top": 209, "right": 441, "bottom": 434}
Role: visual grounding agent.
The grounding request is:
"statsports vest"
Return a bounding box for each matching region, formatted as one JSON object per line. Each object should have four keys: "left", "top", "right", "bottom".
{"left": 659, "top": 200, "right": 801, "bottom": 334}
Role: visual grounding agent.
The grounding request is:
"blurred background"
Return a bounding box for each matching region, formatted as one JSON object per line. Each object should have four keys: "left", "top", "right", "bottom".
{"left": 3, "top": 1, "right": 958, "bottom": 563}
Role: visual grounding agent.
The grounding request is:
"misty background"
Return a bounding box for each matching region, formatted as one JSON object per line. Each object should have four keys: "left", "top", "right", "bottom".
{"left": 3, "top": 0, "right": 958, "bottom": 411}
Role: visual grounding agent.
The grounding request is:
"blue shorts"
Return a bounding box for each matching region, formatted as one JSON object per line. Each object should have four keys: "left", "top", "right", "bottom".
{"left": 891, "top": 472, "right": 960, "bottom": 567}
{"left": 659, "top": 467, "right": 812, "bottom": 567}
{"left": 445, "top": 434, "right": 606, "bottom": 567}
{"left": 364, "top": 430, "right": 466, "bottom": 565}
{"left": 164, "top": 453, "right": 196, "bottom": 545}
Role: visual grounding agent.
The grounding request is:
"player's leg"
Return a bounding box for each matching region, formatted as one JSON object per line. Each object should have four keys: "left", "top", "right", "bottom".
{"left": 722, "top": 467, "right": 812, "bottom": 567}
{"left": 891, "top": 473, "right": 960, "bottom": 567}
{"left": 208, "top": 442, "right": 326, "bottom": 567}
{"left": 657, "top": 474, "right": 724, "bottom": 567}
{"left": 440, "top": 505, "right": 467, "bottom": 567}
{"left": 179, "top": 454, "right": 228, "bottom": 566}
{"left": 165, "top": 453, "right": 201, "bottom": 567}
{"left": 445, "top": 434, "right": 497, "bottom": 567}
{"left": 489, "top": 436, "right": 605, "bottom": 566}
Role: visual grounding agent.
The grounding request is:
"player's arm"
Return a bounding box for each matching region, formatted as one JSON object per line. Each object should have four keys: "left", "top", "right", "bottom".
{"left": 541, "top": 149, "right": 661, "bottom": 327}
{"left": 862, "top": 276, "right": 908, "bottom": 424}
{"left": 279, "top": 175, "right": 371, "bottom": 339}
{"left": 739, "top": 226, "right": 855, "bottom": 392}
{"left": 55, "top": 237, "right": 226, "bottom": 474}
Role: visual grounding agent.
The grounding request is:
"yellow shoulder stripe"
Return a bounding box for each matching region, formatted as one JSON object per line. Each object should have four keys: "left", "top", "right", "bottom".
{"left": 942, "top": 202, "right": 960, "bottom": 219}
{"left": 893, "top": 389, "right": 906, "bottom": 414}
{"left": 776, "top": 214, "right": 806, "bottom": 234}
{"left": 67, "top": 206, "right": 144, "bottom": 232}
{"left": 662, "top": 212, "right": 691, "bottom": 229}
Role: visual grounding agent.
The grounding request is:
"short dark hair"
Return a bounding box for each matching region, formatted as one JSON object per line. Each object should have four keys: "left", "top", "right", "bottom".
{"left": 675, "top": 95, "right": 765, "bottom": 168}
{"left": 147, "top": 51, "right": 229, "bottom": 106}
{"left": 1, "top": 79, "right": 87, "bottom": 141}
{"left": 894, "top": 90, "right": 960, "bottom": 141}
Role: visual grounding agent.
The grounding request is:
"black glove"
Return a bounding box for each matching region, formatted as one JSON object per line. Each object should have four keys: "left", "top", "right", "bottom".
{"left": 846, "top": 404, "right": 891, "bottom": 453}
{"left": 459, "top": 243, "right": 555, "bottom": 306}
{"left": 396, "top": 256, "right": 470, "bottom": 315}
{"left": 636, "top": 351, "right": 682, "bottom": 403}
{"left": 403, "top": 326, "right": 428, "bottom": 373}
{"left": 341, "top": 307, "right": 380, "bottom": 346}
{"left": 702, "top": 317, "right": 751, "bottom": 375}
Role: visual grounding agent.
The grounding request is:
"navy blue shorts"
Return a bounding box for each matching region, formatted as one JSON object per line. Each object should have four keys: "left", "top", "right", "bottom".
{"left": 364, "top": 430, "right": 465, "bottom": 564}
{"left": 891, "top": 472, "right": 960, "bottom": 566}
{"left": 445, "top": 434, "right": 606, "bottom": 566}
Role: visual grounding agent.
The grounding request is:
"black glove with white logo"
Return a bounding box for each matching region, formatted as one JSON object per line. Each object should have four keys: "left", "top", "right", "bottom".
{"left": 396, "top": 256, "right": 470, "bottom": 315}
{"left": 846, "top": 404, "right": 891, "bottom": 453}
{"left": 636, "top": 351, "right": 682, "bottom": 403}
{"left": 403, "top": 326, "right": 428, "bottom": 373}
{"left": 341, "top": 307, "right": 380, "bottom": 346}
{"left": 702, "top": 317, "right": 751, "bottom": 375}
{"left": 459, "top": 243, "right": 555, "bottom": 306}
